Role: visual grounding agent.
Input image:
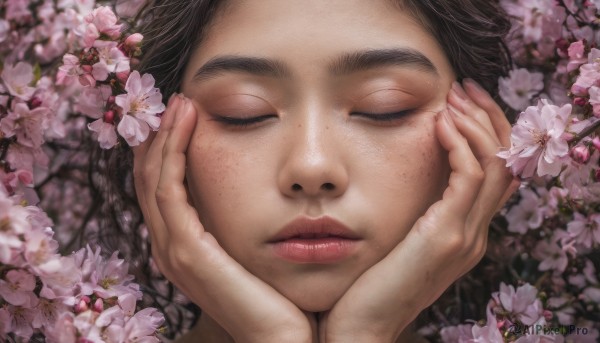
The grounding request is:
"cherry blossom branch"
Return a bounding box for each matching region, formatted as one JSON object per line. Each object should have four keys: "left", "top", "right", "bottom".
{"left": 572, "top": 119, "right": 600, "bottom": 146}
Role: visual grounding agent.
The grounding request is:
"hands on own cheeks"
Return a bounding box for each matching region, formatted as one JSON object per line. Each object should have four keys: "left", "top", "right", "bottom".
{"left": 133, "top": 79, "right": 518, "bottom": 343}
{"left": 132, "top": 95, "right": 316, "bottom": 343}
{"left": 319, "top": 80, "right": 520, "bottom": 343}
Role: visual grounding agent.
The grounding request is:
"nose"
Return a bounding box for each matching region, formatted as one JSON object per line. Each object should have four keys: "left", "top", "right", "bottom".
{"left": 277, "top": 111, "right": 349, "bottom": 199}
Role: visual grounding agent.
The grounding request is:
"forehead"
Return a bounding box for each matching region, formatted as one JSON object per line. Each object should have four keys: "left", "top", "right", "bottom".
{"left": 183, "top": 0, "right": 454, "bottom": 83}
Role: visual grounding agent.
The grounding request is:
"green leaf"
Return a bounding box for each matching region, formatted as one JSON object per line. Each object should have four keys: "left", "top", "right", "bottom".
{"left": 32, "top": 63, "right": 42, "bottom": 85}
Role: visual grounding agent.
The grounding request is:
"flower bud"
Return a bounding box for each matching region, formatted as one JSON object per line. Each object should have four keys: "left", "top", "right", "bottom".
{"left": 593, "top": 137, "right": 600, "bottom": 151}
{"left": 74, "top": 298, "right": 89, "bottom": 313}
{"left": 125, "top": 33, "right": 143, "bottom": 47}
{"left": 571, "top": 145, "right": 590, "bottom": 164}
{"left": 116, "top": 71, "right": 130, "bottom": 84}
{"left": 543, "top": 310, "right": 553, "bottom": 321}
{"left": 93, "top": 298, "right": 104, "bottom": 312}
{"left": 104, "top": 110, "right": 115, "bottom": 124}
{"left": 573, "top": 97, "right": 588, "bottom": 107}
{"left": 556, "top": 38, "right": 570, "bottom": 56}
{"left": 29, "top": 97, "right": 42, "bottom": 109}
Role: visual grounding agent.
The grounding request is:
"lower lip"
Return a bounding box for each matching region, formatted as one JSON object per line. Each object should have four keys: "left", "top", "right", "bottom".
{"left": 270, "top": 238, "right": 359, "bottom": 263}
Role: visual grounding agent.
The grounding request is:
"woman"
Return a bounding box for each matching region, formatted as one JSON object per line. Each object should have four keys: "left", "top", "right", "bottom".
{"left": 128, "top": 0, "right": 518, "bottom": 341}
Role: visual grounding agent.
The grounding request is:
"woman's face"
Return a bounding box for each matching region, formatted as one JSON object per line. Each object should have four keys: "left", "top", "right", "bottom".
{"left": 181, "top": 0, "right": 454, "bottom": 312}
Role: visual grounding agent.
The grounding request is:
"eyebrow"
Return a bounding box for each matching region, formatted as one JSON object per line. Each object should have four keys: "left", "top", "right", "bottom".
{"left": 192, "top": 48, "right": 438, "bottom": 82}
{"left": 329, "top": 48, "right": 438, "bottom": 76}
{"left": 193, "top": 56, "right": 291, "bottom": 81}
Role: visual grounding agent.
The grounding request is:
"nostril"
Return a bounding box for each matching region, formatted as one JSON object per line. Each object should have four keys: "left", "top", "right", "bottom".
{"left": 291, "top": 184, "right": 302, "bottom": 191}
{"left": 321, "top": 183, "right": 335, "bottom": 191}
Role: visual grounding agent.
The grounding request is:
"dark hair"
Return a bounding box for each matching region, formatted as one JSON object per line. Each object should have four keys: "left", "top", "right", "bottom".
{"left": 93, "top": 0, "right": 512, "bottom": 338}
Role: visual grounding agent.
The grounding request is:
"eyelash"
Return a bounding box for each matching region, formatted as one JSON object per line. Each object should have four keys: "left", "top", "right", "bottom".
{"left": 212, "top": 114, "right": 277, "bottom": 127}
{"left": 350, "top": 109, "right": 415, "bottom": 121}
{"left": 213, "top": 109, "right": 414, "bottom": 127}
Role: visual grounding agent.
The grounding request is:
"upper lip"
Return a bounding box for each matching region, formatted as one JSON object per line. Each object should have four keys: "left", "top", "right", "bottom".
{"left": 269, "top": 216, "right": 361, "bottom": 242}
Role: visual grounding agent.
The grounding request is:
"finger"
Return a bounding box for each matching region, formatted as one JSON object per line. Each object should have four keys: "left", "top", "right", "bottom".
{"left": 434, "top": 110, "right": 484, "bottom": 220}
{"left": 448, "top": 105, "right": 513, "bottom": 218}
{"left": 135, "top": 94, "right": 181, "bottom": 244}
{"left": 181, "top": 235, "right": 311, "bottom": 342}
{"left": 448, "top": 82, "right": 500, "bottom": 146}
{"left": 496, "top": 177, "right": 521, "bottom": 212}
{"left": 463, "top": 78, "right": 512, "bottom": 148}
{"left": 155, "top": 97, "right": 204, "bottom": 242}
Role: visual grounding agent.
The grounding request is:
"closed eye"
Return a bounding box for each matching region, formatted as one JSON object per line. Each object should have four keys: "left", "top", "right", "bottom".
{"left": 212, "top": 114, "right": 278, "bottom": 127}
{"left": 350, "top": 109, "right": 415, "bottom": 121}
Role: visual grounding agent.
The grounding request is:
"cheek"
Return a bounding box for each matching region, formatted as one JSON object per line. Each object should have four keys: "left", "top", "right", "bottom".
{"left": 184, "top": 127, "right": 281, "bottom": 251}
{"left": 185, "top": 131, "right": 246, "bottom": 234}
{"left": 355, "top": 118, "right": 449, "bottom": 242}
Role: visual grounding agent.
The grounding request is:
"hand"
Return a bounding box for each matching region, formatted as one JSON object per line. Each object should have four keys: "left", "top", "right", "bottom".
{"left": 133, "top": 95, "right": 315, "bottom": 343}
{"left": 318, "top": 80, "right": 520, "bottom": 343}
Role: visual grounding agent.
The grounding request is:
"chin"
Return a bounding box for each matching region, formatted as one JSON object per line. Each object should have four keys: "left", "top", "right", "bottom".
{"left": 286, "top": 287, "right": 343, "bottom": 312}
{"left": 268, "top": 268, "right": 359, "bottom": 312}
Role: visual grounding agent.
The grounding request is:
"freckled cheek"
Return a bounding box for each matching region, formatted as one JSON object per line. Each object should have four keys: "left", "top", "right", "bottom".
{"left": 384, "top": 124, "right": 448, "bottom": 191}
{"left": 185, "top": 134, "right": 246, "bottom": 233}
{"left": 361, "top": 124, "right": 449, "bottom": 243}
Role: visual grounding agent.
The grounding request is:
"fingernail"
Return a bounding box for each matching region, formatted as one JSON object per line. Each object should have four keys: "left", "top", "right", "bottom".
{"left": 160, "top": 95, "right": 181, "bottom": 130}
{"left": 175, "top": 97, "right": 190, "bottom": 125}
{"left": 167, "top": 93, "right": 176, "bottom": 107}
{"left": 451, "top": 81, "right": 467, "bottom": 100}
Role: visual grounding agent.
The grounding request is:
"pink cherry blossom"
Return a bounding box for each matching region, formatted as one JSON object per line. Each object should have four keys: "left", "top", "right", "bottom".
{"left": 82, "top": 6, "right": 123, "bottom": 42}
{"left": 505, "top": 187, "right": 545, "bottom": 234}
{"left": 116, "top": 113, "right": 150, "bottom": 146}
{"left": 560, "top": 151, "right": 600, "bottom": 202}
{"left": 6, "top": 304, "right": 37, "bottom": 340}
{"left": 440, "top": 324, "right": 474, "bottom": 343}
{"left": 588, "top": 86, "right": 600, "bottom": 117}
{"left": 493, "top": 282, "right": 544, "bottom": 326}
{"left": 572, "top": 49, "right": 600, "bottom": 96}
{"left": 5, "top": 0, "right": 31, "bottom": 22}
{"left": 115, "top": 71, "right": 163, "bottom": 146}
{"left": 567, "top": 213, "right": 600, "bottom": 249}
{"left": 0, "top": 102, "right": 49, "bottom": 149}
{"left": 0, "top": 20, "right": 9, "bottom": 43}
{"left": 88, "top": 118, "right": 118, "bottom": 149}
{"left": 57, "top": 53, "right": 96, "bottom": 87}
{"left": 533, "top": 239, "right": 568, "bottom": 273}
{"left": 1, "top": 62, "right": 36, "bottom": 101}
{"left": 582, "top": 287, "right": 600, "bottom": 303}
{"left": 499, "top": 68, "right": 544, "bottom": 110}
{"left": 115, "top": 71, "right": 164, "bottom": 120}
{"left": 91, "top": 40, "right": 130, "bottom": 81}
{"left": 89, "top": 251, "right": 141, "bottom": 299}
{"left": 74, "top": 85, "right": 112, "bottom": 119}
{"left": 44, "top": 312, "right": 76, "bottom": 343}
{"left": 120, "top": 307, "right": 165, "bottom": 343}
{"left": 567, "top": 40, "right": 588, "bottom": 72}
{"left": 471, "top": 302, "right": 503, "bottom": 343}
{"left": 0, "top": 270, "right": 37, "bottom": 307}
{"left": 498, "top": 100, "right": 571, "bottom": 178}
{"left": 547, "top": 296, "right": 576, "bottom": 325}
{"left": 0, "top": 308, "right": 11, "bottom": 340}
